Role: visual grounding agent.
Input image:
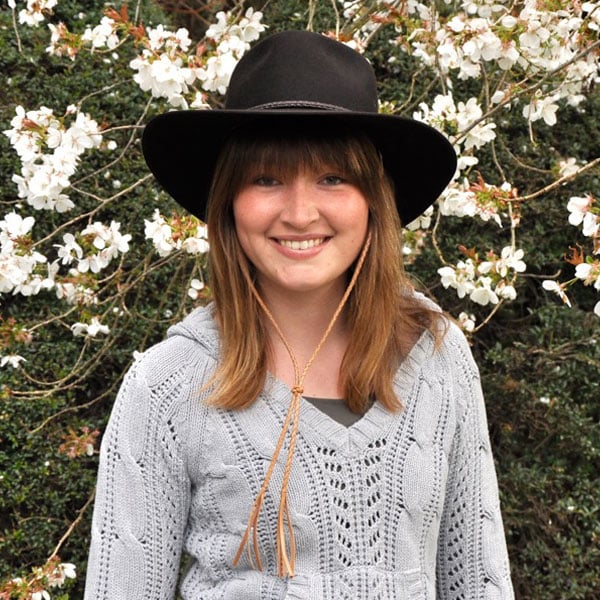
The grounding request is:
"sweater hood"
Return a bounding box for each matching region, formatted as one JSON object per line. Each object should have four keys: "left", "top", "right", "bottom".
{"left": 166, "top": 304, "right": 220, "bottom": 358}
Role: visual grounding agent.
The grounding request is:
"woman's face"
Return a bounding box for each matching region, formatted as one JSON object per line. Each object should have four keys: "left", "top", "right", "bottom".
{"left": 233, "top": 166, "right": 369, "bottom": 301}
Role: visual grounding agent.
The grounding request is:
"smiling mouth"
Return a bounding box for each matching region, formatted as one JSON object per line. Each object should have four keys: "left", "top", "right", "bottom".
{"left": 277, "top": 238, "right": 326, "bottom": 250}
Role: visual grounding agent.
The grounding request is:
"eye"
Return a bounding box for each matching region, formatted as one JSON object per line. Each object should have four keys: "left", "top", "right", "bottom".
{"left": 252, "top": 175, "right": 281, "bottom": 187}
{"left": 320, "top": 174, "right": 346, "bottom": 185}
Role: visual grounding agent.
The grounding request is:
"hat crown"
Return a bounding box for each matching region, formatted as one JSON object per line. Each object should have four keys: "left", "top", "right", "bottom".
{"left": 225, "top": 31, "right": 379, "bottom": 113}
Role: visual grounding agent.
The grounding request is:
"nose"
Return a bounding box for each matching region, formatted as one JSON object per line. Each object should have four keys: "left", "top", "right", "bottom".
{"left": 280, "top": 178, "right": 319, "bottom": 229}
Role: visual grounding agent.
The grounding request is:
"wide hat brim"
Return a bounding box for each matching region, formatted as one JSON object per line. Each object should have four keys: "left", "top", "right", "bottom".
{"left": 142, "top": 108, "right": 456, "bottom": 226}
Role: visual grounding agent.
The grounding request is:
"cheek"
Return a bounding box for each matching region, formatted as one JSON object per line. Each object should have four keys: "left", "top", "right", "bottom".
{"left": 358, "top": 203, "right": 370, "bottom": 231}
{"left": 344, "top": 196, "right": 370, "bottom": 239}
{"left": 232, "top": 194, "right": 257, "bottom": 241}
{"left": 232, "top": 194, "right": 249, "bottom": 228}
{"left": 231, "top": 202, "right": 252, "bottom": 264}
{"left": 232, "top": 194, "right": 272, "bottom": 265}
{"left": 233, "top": 191, "right": 275, "bottom": 232}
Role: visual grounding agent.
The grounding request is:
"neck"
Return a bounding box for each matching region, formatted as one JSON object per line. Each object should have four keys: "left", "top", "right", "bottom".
{"left": 257, "top": 284, "right": 351, "bottom": 397}
{"left": 257, "top": 281, "right": 349, "bottom": 351}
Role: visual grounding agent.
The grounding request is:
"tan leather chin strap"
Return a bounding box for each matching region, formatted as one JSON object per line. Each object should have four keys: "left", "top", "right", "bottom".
{"left": 232, "top": 232, "right": 372, "bottom": 578}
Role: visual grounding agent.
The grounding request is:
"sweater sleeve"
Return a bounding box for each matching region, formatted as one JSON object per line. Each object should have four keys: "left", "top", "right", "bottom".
{"left": 436, "top": 329, "right": 514, "bottom": 600}
{"left": 84, "top": 354, "right": 191, "bottom": 600}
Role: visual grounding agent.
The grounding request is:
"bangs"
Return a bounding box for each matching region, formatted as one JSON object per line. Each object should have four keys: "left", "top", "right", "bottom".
{"left": 222, "top": 124, "right": 384, "bottom": 193}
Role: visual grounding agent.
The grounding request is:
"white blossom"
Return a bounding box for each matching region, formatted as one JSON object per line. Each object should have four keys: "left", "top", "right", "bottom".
{"left": 55, "top": 270, "right": 97, "bottom": 306}
{"left": 438, "top": 260, "right": 477, "bottom": 298}
{"left": 575, "top": 262, "right": 600, "bottom": 290}
{"left": 456, "top": 97, "right": 496, "bottom": 149}
{"left": 14, "top": 266, "right": 54, "bottom": 296}
{"left": 18, "top": 0, "right": 57, "bottom": 27}
{"left": 82, "top": 221, "right": 131, "bottom": 255}
{"left": 490, "top": 90, "right": 506, "bottom": 104}
{"left": 130, "top": 8, "right": 265, "bottom": 106}
{"left": 0, "top": 211, "right": 35, "bottom": 237}
{"left": 414, "top": 93, "right": 496, "bottom": 154}
{"left": 575, "top": 263, "right": 592, "bottom": 280}
{"left": 523, "top": 93, "right": 560, "bottom": 126}
{"left": 496, "top": 247, "right": 527, "bottom": 277}
{"left": 542, "top": 280, "right": 572, "bottom": 307}
{"left": 144, "top": 211, "right": 209, "bottom": 257}
{"left": 456, "top": 154, "right": 479, "bottom": 171}
{"left": 47, "top": 562, "right": 77, "bottom": 587}
{"left": 144, "top": 210, "right": 177, "bottom": 256}
{"left": 4, "top": 106, "right": 103, "bottom": 212}
{"left": 497, "top": 282, "right": 517, "bottom": 300}
{"left": 196, "top": 51, "right": 239, "bottom": 95}
{"left": 188, "top": 278, "right": 205, "bottom": 299}
{"left": 567, "top": 195, "right": 593, "bottom": 226}
{"left": 190, "top": 92, "right": 210, "bottom": 109}
{"left": 470, "top": 278, "right": 499, "bottom": 305}
{"left": 131, "top": 52, "right": 196, "bottom": 108}
{"left": 557, "top": 158, "right": 580, "bottom": 178}
{"left": 405, "top": 205, "right": 434, "bottom": 231}
{"left": 181, "top": 226, "right": 210, "bottom": 255}
{"left": 567, "top": 194, "right": 599, "bottom": 237}
{"left": 0, "top": 212, "right": 52, "bottom": 297}
{"left": 58, "top": 221, "right": 132, "bottom": 274}
{"left": 196, "top": 8, "right": 266, "bottom": 95}
{"left": 47, "top": 22, "right": 78, "bottom": 59}
{"left": 71, "top": 317, "right": 110, "bottom": 338}
{"left": 4, "top": 105, "right": 58, "bottom": 161}
{"left": 439, "top": 182, "right": 503, "bottom": 226}
{"left": 501, "top": 14, "right": 518, "bottom": 29}
{"left": 458, "top": 312, "right": 476, "bottom": 332}
{"left": 55, "top": 233, "right": 83, "bottom": 265}
{"left": 0, "top": 355, "right": 26, "bottom": 368}
{"left": 82, "top": 16, "right": 119, "bottom": 49}
{"left": 391, "top": 0, "right": 600, "bottom": 129}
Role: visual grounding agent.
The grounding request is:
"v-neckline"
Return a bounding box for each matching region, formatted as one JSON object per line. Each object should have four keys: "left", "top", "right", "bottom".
{"left": 264, "top": 328, "right": 435, "bottom": 454}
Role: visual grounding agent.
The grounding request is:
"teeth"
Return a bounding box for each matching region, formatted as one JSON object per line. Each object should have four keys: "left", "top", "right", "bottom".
{"left": 279, "top": 238, "right": 324, "bottom": 250}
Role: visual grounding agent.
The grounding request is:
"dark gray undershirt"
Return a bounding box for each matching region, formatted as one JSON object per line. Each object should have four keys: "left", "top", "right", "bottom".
{"left": 303, "top": 397, "right": 363, "bottom": 427}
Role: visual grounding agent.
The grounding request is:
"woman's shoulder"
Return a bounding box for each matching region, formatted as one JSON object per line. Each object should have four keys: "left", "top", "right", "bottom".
{"left": 165, "top": 302, "right": 220, "bottom": 353}
{"left": 109, "top": 305, "right": 220, "bottom": 439}
{"left": 131, "top": 303, "right": 220, "bottom": 387}
{"left": 407, "top": 290, "right": 476, "bottom": 371}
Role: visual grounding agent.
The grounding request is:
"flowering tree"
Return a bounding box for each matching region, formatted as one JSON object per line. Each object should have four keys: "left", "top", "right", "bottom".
{"left": 1, "top": 0, "right": 599, "bottom": 598}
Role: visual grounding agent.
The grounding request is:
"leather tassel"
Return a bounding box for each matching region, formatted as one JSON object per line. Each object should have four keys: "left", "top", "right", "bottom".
{"left": 233, "top": 233, "right": 372, "bottom": 577}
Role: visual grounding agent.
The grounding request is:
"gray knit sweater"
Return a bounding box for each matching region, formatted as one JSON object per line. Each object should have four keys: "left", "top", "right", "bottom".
{"left": 84, "top": 304, "right": 514, "bottom": 599}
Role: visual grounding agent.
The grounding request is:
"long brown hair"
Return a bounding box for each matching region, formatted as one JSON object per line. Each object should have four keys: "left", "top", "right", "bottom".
{"left": 206, "top": 123, "right": 445, "bottom": 413}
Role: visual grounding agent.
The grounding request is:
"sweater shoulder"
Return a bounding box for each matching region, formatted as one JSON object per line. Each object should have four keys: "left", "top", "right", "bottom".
{"left": 109, "top": 310, "right": 219, "bottom": 447}
{"left": 133, "top": 305, "right": 219, "bottom": 390}
{"left": 135, "top": 335, "right": 212, "bottom": 390}
{"left": 439, "top": 319, "right": 479, "bottom": 372}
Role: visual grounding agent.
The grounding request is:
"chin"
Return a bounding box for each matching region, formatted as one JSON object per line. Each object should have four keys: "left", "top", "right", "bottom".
{"left": 277, "top": 279, "right": 345, "bottom": 296}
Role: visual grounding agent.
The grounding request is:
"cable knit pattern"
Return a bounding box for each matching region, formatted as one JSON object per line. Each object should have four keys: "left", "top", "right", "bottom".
{"left": 85, "top": 304, "right": 514, "bottom": 600}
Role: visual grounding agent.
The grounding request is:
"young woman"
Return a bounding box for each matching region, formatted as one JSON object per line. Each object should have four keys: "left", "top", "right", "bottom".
{"left": 85, "top": 31, "right": 514, "bottom": 599}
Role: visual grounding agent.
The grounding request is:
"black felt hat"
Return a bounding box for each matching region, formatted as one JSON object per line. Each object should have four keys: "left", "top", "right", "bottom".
{"left": 142, "top": 30, "right": 457, "bottom": 225}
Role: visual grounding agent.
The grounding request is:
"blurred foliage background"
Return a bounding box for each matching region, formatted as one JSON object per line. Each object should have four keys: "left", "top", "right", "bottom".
{"left": 1, "top": 1, "right": 598, "bottom": 599}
